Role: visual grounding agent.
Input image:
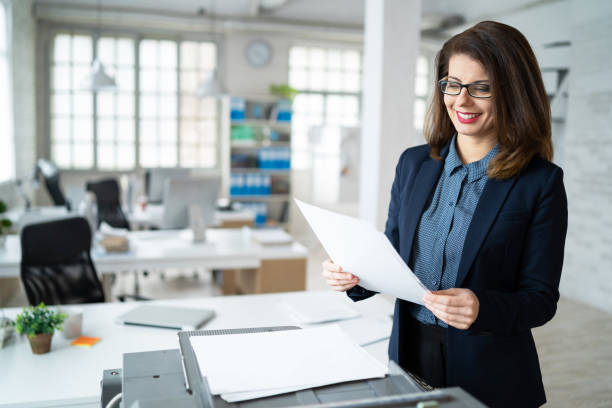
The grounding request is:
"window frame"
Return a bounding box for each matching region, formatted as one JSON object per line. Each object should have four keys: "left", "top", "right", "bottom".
{"left": 288, "top": 43, "right": 364, "bottom": 169}
{"left": 0, "top": 0, "right": 14, "bottom": 184}
{"left": 44, "top": 23, "right": 224, "bottom": 173}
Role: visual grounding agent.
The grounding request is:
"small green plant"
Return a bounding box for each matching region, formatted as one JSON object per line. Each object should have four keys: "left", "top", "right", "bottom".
{"left": 269, "top": 83, "right": 298, "bottom": 102}
{"left": 15, "top": 303, "right": 67, "bottom": 338}
{"left": 0, "top": 200, "right": 12, "bottom": 235}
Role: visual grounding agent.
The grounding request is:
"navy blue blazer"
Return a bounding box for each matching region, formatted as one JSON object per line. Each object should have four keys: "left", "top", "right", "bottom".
{"left": 348, "top": 143, "right": 568, "bottom": 407}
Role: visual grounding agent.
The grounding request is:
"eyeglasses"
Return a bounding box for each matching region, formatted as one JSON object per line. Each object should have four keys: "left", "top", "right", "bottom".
{"left": 438, "top": 80, "right": 492, "bottom": 98}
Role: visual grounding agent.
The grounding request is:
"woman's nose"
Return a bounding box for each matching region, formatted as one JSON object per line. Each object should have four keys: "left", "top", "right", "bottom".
{"left": 456, "top": 87, "right": 472, "bottom": 105}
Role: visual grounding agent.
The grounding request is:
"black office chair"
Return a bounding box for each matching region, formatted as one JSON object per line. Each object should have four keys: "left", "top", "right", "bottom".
{"left": 36, "top": 159, "right": 70, "bottom": 210}
{"left": 86, "top": 178, "right": 130, "bottom": 229}
{"left": 20, "top": 217, "right": 148, "bottom": 305}
{"left": 20, "top": 217, "right": 105, "bottom": 305}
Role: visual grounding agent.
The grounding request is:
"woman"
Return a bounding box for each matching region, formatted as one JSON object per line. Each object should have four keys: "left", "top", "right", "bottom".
{"left": 322, "top": 21, "right": 567, "bottom": 408}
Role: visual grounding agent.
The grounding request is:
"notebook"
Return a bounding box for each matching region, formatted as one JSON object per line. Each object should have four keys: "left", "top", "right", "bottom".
{"left": 116, "top": 305, "right": 215, "bottom": 330}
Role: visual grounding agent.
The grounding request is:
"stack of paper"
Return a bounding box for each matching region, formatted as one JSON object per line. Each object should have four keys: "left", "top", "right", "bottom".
{"left": 251, "top": 228, "right": 293, "bottom": 245}
{"left": 279, "top": 294, "right": 360, "bottom": 324}
{"left": 334, "top": 316, "right": 393, "bottom": 346}
{"left": 190, "top": 325, "right": 387, "bottom": 402}
{"left": 98, "top": 222, "right": 129, "bottom": 253}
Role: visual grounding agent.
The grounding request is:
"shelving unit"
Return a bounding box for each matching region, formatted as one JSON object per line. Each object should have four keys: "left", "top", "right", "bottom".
{"left": 227, "top": 98, "right": 292, "bottom": 227}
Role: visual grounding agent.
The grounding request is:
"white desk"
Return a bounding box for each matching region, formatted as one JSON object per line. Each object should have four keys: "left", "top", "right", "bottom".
{"left": 0, "top": 228, "right": 308, "bottom": 296}
{"left": 0, "top": 291, "right": 394, "bottom": 408}
{"left": 128, "top": 205, "right": 255, "bottom": 229}
{"left": 5, "top": 206, "right": 72, "bottom": 232}
{"left": 6, "top": 206, "right": 256, "bottom": 231}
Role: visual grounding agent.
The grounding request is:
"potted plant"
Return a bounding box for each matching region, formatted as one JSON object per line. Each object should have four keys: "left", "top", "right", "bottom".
{"left": 15, "top": 303, "right": 67, "bottom": 355}
{"left": 0, "top": 200, "right": 11, "bottom": 248}
{"left": 269, "top": 83, "right": 298, "bottom": 103}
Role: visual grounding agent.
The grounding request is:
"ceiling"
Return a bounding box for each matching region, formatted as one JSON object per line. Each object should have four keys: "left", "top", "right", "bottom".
{"left": 34, "top": 0, "right": 554, "bottom": 28}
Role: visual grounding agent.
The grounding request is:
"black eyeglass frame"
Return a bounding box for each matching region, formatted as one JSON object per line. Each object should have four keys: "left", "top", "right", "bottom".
{"left": 438, "top": 79, "right": 492, "bottom": 99}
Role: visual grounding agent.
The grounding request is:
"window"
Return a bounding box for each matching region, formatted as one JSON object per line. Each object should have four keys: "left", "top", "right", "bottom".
{"left": 0, "top": 1, "right": 14, "bottom": 182}
{"left": 414, "top": 55, "right": 429, "bottom": 131}
{"left": 49, "top": 32, "right": 218, "bottom": 170}
{"left": 97, "top": 37, "right": 135, "bottom": 169}
{"left": 50, "top": 34, "right": 94, "bottom": 169}
{"left": 289, "top": 46, "right": 362, "bottom": 169}
{"left": 138, "top": 39, "right": 178, "bottom": 168}
{"left": 179, "top": 41, "right": 218, "bottom": 168}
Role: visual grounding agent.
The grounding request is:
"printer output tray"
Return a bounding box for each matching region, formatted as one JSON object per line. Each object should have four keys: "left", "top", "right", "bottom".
{"left": 116, "top": 326, "right": 486, "bottom": 408}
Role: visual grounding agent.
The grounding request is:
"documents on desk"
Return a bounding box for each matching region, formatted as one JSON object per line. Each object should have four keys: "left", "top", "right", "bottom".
{"left": 189, "top": 325, "right": 387, "bottom": 402}
{"left": 250, "top": 227, "right": 293, "bottom": 245}
{"left": 97, "top": 222, "right": 129, "bottom": 253}
{"left": 295, "top": 199, "right": 428, "bottom": 305}
{"left": 279, "top": 293, "right": 360, "bottom": 324}
{"left": 333, "top": 316, "right": 393, "bottom": 347}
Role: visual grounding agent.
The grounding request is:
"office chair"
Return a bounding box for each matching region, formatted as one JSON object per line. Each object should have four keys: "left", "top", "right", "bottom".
{"left": 20, "top": 217, "right": 147, "bottom": 305}
{"left": 86, "top": 178, "right": 130, "bottom": 229}
{"left": 20, "top": 217, "right": 105, "bottom": 305}
{"left": 36, "top": 159, "right": 70, "bottom": 210}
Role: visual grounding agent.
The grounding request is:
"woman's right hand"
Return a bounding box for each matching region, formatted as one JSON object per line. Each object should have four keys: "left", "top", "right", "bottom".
{"left": 321, "top": 259, "right": 359, "bottom": 292}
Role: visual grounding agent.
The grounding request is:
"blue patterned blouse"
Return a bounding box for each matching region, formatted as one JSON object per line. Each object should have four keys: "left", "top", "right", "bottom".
{"left": 409, "top": 135, "right": 499, "bottom": 327}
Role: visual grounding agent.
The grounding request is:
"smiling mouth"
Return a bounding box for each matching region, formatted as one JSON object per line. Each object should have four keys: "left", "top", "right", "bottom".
{"left": 456, "top": 111, "right": 481, "bottom": 124}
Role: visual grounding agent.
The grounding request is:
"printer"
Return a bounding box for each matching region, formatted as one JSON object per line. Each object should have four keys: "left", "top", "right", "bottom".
{"left": 101, "top": 327, "right": 486, "bottom": 408}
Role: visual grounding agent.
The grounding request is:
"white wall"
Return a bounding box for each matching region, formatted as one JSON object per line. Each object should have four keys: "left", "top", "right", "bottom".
{"left": 560, "top": 0, "right": 612, "bottom": 313}
{"left": 224, "top": 32, "right": 290, "bottom": 97}
{"left": 0, "top": 0, "right": 36, "bottom": 209}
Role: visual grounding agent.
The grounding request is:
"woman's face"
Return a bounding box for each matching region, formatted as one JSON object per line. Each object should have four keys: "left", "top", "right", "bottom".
{"left": 444, "top": 54, "right": 496, "bottom": 143}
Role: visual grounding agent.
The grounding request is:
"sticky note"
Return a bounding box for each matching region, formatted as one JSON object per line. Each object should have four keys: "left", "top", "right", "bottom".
{"left": 70, "top": 336, "right": 101, "bottom": 347}
{"left": 416, "top": 401, "right": 440, "bottom": 408}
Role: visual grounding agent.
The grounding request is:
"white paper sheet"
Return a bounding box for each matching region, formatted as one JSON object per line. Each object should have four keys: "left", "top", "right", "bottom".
{"left": 250, "top": 228, "right": 293, "bottom": 245}
{"left": 295, "top": 199, "right": 428, "bottom": 305}
{"left": 222, "top": 317, "right": 393, "bottom": 402}
{"left": 335, "top": 316, "right": 393, "bottom": 346}
{"left": 279, "top": 294, "right": 360, "bottom": 324}
{"left": 190, "top": 325, "right": 387, "bottom": 400}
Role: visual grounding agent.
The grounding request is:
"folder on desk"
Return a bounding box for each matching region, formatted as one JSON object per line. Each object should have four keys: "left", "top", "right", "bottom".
{"left": 117, "top": 305, "right": 215, "bottom": 331}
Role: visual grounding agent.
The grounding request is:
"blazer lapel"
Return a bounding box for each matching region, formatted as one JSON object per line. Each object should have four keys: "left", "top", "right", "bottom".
{"left": 455, "top": 176, "right": 518, "bottom": 287}
{"left": 400, "top": 156, "right": 444, "bottom": 265}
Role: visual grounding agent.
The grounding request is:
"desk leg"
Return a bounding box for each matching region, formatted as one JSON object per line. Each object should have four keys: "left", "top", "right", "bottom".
{"left": 101, "top": 274, "right": 114, "bottom": 302}
{"left": 236, "top": 258, "right": 307, "bottom": 294}
{"left": 222, "top": 269, "right": 238, "bottom": 295}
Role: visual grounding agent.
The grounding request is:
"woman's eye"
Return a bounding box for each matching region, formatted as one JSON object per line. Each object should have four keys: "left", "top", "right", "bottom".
{"left": 473, "top": 85, "right": 490, "bottom": 92}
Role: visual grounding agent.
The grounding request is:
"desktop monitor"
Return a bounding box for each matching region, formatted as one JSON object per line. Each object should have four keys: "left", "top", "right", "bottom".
{"left": 145, "top": 168, "right": 191, "bottom": 204}
{"left": 161, "top": 176, "right": 221, "bottom": 230}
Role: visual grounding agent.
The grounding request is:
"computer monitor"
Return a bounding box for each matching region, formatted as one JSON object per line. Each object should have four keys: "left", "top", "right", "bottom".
{"left": 145, "top": 168, "right": 192, "bottom": 204}
{"left": 161, "top": 176, "right": 221, "bottom": 230}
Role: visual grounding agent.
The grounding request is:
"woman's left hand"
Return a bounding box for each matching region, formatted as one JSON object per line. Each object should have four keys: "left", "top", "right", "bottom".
{"left": 423, "top": 288, "right": 480, "bottom": 330}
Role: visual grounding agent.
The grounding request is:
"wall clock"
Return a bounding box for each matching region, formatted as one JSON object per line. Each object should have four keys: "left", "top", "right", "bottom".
{"left": 246, "top": 39, "right": 272, "bottom": 68}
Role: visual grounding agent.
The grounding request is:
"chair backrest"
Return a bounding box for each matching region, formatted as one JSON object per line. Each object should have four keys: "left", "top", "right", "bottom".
{"left": 20, "top": 217, "right": 105, "bottom": 305}
{"left": 37, "top": 159, "right": 68, "bottom": 207}
{"left": 162, "top": 176, "right": 220, "bottom": 229}
{"left": 86, "top": 178, "right": 130, "bottom": 229}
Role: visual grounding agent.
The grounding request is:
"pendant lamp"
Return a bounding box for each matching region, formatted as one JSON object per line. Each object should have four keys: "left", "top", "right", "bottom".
{"left": 80, "top": 59, "right": 117, "bottom": 91}
{"left": 80, "top": 0, "right": 117, "bottom": 92}
{"left": 196, "top": 69, "right": 226, "bottom": 97}
{"left": 196, "top": 0, "right": 226, "bottom": 98}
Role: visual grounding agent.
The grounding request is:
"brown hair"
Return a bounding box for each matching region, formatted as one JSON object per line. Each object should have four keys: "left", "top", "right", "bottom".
{"left": 424, "top": 21, "right": 552, "bottom": 179}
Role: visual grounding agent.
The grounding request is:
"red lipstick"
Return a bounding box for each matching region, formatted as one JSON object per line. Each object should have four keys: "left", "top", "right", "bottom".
{"left": 456, "top": 111, "right": 481, "bottom": 124}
